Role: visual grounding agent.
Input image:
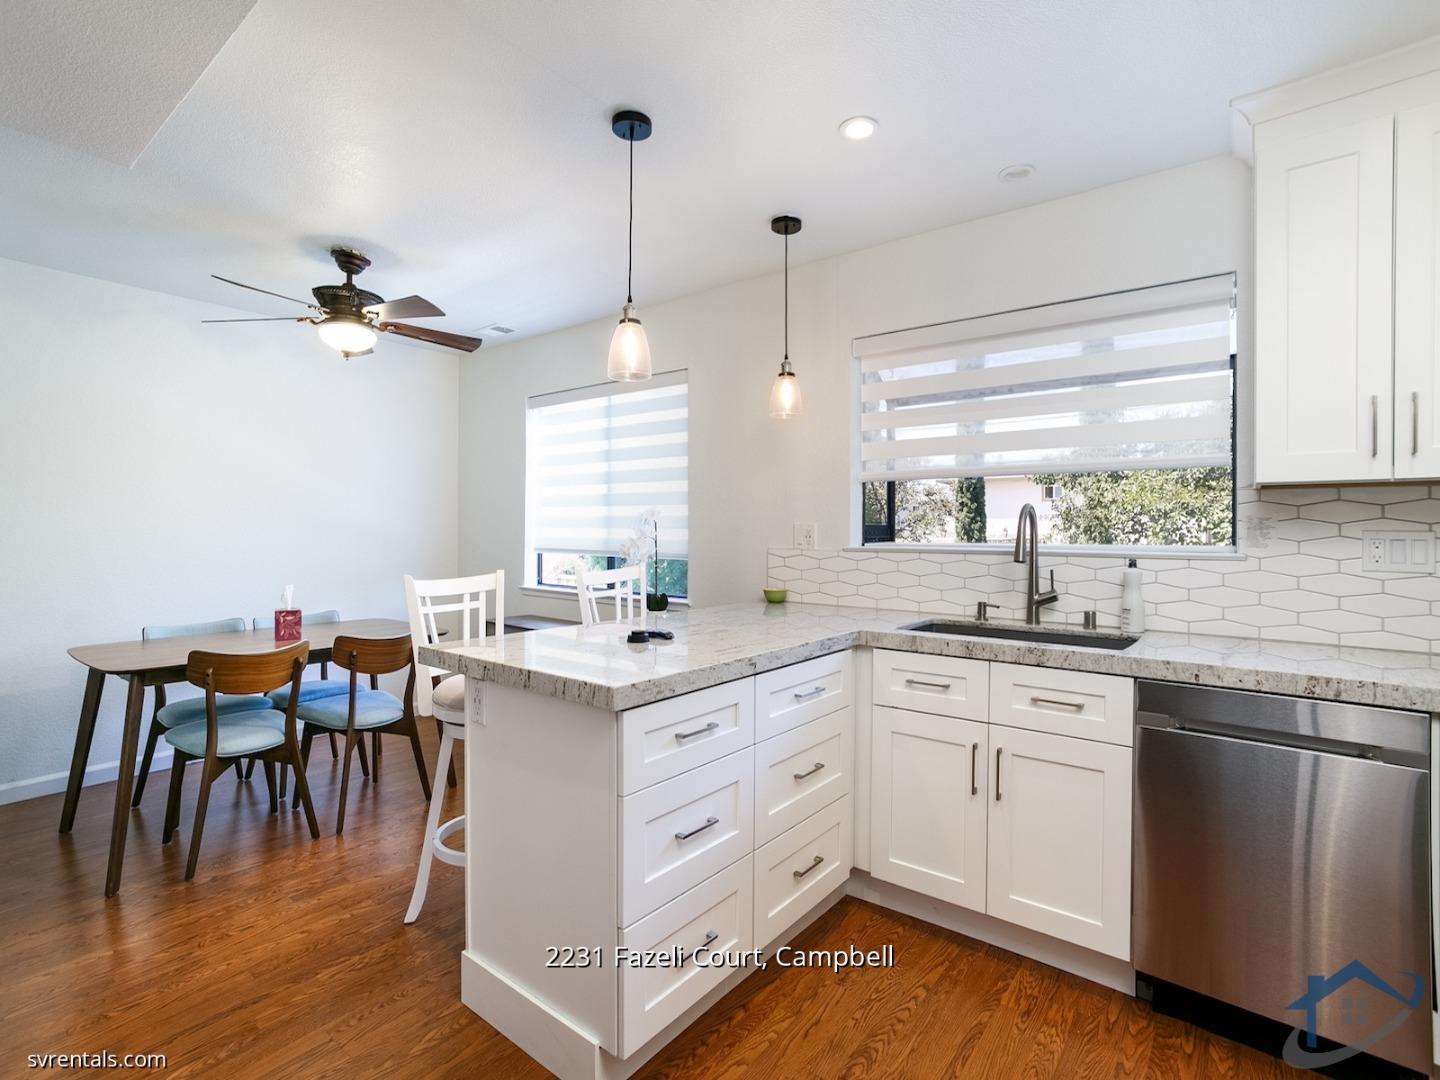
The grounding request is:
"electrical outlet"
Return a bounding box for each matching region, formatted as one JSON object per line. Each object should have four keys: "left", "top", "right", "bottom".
{"left": 1360, "top": 530, "right": 1436, "bottom": 574}
{"left": 793, "top": 522, "right": 817, "bottom": 550}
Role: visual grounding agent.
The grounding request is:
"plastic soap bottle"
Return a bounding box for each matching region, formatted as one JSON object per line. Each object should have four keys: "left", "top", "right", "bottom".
{"left": 1120, "top": 558, "right": 1145, "bottom": 634}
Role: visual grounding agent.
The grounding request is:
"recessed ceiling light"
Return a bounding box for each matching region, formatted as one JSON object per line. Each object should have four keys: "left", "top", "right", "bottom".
{"left": 998, "top": 163, "right": 1036, "bottom": 182}
{"left": 838, "top": 116, "right": 877, "bottom": 141}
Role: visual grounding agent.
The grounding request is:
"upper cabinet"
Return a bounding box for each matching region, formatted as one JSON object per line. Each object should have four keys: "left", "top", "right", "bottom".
{"left": 1246, "top": 45, "right": 1440, "bottom": 484}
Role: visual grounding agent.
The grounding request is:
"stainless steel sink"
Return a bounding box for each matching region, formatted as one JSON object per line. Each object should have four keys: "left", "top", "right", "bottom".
{"left": 900, "top": 619, "right": 1139, "bottom": 651}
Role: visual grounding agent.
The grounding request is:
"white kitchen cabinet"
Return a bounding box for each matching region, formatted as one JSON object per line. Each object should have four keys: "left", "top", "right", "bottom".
{"left": 985, "top": 725, "right": 1132, "bottom": 960}
{"left": 869, "top": 705, "right": 988, "bottom": 912}
{"left": 1396, "top": 100, "right": 1440, "bottom": 478}
{"left": 1255, "top": 114, "right": 1395, "bottom": 483}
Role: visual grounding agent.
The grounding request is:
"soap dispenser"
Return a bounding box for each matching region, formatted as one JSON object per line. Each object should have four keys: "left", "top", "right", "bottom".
{"left": 1120, "top": 559, "right": 1145, "bottom": 634}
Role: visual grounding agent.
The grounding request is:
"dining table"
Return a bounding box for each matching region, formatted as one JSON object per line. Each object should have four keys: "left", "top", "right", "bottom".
{"left": 62, "top": 618, "right": 412, "bottom": 897}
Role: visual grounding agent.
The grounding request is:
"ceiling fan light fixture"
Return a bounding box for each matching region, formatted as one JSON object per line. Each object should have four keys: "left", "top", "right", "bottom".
{"left": 317, "top": 315, "right": 377, "bottom": 353}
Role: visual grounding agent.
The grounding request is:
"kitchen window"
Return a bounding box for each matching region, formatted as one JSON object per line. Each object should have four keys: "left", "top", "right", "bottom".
{"left": 858, "top": 275, "right": 1237, "bottom": 551}
{"left": 526, "top": 371, "right": 689, "bottom": 598}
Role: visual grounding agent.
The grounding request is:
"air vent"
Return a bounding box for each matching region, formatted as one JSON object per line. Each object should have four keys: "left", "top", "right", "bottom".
{"left": 479, "top": 323, "right": 516, "bottom": 335}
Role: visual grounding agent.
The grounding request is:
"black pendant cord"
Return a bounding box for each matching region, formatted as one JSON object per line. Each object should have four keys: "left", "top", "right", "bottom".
{"left": 626, "top": 130, "right": 635, "bottom": 305}
{"left": 783, "top": 231, "right": 789, "bottom": 361}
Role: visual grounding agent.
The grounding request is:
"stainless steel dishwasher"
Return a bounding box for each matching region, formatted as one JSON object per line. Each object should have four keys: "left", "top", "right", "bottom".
{"left": 1133, "top": 680, "right": 1430, "bottom": 1074}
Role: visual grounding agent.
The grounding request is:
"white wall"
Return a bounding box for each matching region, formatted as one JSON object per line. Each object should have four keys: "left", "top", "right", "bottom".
{"left": 458, "top": 155, "right": 1252, "bottom": 618}
{"left": 0, "top": 257, "right": 459, "bottom": 802}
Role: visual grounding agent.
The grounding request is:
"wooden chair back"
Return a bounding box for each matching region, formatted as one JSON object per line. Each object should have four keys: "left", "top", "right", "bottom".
{"left": 185, "top": 642, "right": 310, "bottom": 695}
{"left": 403, "top": 571, "right": 503, "bottom": 717}
{"left": 576, "top": 562, "right": 645, "bottom": 627}
{"left": 330, "top": 635, "right": 413, "bottom": 676}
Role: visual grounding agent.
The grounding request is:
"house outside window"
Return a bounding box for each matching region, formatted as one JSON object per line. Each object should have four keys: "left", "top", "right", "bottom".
{"left": 526, "top": 371, "right": 689, "bottom": 598}
{"left": 858, "top": 275, "right": 1237, "bottom": 551}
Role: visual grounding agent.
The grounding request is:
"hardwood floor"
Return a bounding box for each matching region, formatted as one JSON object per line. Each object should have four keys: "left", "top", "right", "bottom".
{"left": 2, "top": 726, "right": 1303, "bottom": 1080}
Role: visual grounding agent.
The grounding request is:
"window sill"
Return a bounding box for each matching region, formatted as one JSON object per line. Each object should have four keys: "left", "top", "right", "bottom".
{"left": 521, "top": 584, "right": 690, "bottom": 607}
{"left": 845, "top": 543, "right": 1244, "bottom": 562}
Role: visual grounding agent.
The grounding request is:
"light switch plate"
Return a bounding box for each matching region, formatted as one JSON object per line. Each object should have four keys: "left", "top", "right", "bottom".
{"left": 1360, "top": 530, "right": 1435, "bottom": 574}
{"left": 793, "top": 522, "right": 817, "bottom": 550}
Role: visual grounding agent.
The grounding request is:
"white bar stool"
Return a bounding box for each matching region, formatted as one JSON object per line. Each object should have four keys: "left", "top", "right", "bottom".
{"left": 575, "top": 561, "right": 645, "bottom": 626}
{"left": 401, "top": 569, "right": 503, "bottom": 924}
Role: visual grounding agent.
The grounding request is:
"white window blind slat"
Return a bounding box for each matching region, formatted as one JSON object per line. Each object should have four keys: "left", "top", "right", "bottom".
{"left": 859, "top": 275, "right": 1235, "bottom": 483}
{"left": 528, "top": 374, "right": 688, "bottom": 559}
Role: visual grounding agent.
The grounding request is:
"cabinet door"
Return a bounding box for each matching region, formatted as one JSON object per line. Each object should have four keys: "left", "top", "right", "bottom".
{"left": 870, "top": 706, "right": 987, "bottom": 912}
{"left": 986, "top": 726, "right": 1131, "bottom": 960}
{"left": 1255, "top": 115, "right": 1395, "bottom": 483}
{"left": 1396, "top": 101, "right": 1440, "bottom": 479}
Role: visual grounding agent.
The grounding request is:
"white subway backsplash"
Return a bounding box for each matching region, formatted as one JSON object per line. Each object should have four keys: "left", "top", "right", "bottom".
{"left": 768, "top": 485, "right": 1440, "bottom": 654}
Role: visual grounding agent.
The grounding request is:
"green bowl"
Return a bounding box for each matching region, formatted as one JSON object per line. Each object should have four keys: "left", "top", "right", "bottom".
{"left": 763, "top": 588, "right": 788, "bottom": 604}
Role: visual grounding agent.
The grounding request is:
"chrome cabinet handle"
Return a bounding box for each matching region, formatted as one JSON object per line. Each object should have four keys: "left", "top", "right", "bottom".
{"left": 995, "top": 747, "right": 1003, "bottom": 801}
{"left": 675, "top": 816, "right": 719, "bottom": 841}
{"left": 1371, "top": 394, "right": 1379, "bottom": 458}
{"left": 970, "top": 742, "right": 977, "bottom": 796}
{"left": 904, "top": 678, "right": 952, "bottom": 691}
{"left": 674, "top": 721, "right": 719, "bottom": 743}
{"left": 1030, "top": 695, "right": 1084, "bottom": 711}
{"left": 793, "top": 761, "right": 825, "bottom": 781}
{"left": 682, "top": 930, "right": 719, "bottom": 964}
{"left": 1413, "top": 391, "right": 1420, "bottom": 457}
{"left": 793, "top": 686, "right": 826, "bottom": 702}
{"left": 793, "top": 855, "right": 824, "bottom": 879}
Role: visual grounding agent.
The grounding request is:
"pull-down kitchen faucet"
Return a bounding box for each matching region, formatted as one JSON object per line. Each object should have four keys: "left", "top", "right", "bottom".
{"left": 1013, "top": 502, "right": 1057, "bottom": 625}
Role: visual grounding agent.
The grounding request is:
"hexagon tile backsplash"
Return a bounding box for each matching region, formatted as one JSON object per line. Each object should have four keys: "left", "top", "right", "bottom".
{"left": 767, "top": 485, "right": 1440, "bottom": 654}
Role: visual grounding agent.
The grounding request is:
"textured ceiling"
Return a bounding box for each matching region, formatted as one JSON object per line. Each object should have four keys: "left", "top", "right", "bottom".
{"left": 1, "top": 0, "right": 1438, "bottom": 345}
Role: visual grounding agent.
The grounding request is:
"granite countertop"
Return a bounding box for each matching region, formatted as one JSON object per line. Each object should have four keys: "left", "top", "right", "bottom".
{"left": 418, "top": 601, "right": 1440, "bottom": 714}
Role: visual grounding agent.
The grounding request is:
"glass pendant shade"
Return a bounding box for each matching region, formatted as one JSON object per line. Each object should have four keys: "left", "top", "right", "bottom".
{"left": 769, "top": 360, "right": 803, "bottom": 419}
{"left": 607, "top": 302, "right": 652, "bottom": 381}
{"left": 317, "top": 316, "right": 377, "bottom": 353}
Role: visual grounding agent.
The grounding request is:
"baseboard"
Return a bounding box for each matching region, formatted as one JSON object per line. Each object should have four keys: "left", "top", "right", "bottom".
{"left": 848, "top": 871, "right": 1135, "bottom": 995}
{"left": 0, "top": 749, "right": 173, "bottom": 808}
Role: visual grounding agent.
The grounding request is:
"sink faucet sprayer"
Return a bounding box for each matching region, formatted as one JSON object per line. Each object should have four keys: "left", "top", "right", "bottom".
{"left": 1013, "top": 503, "right": 1058, "bottom": 625}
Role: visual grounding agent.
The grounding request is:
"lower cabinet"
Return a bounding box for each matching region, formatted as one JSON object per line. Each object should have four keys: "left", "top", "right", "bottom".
{"left": 869, "top": 706, "right": 988, "bottom": 913}
{"left": 985, "top": 725, "right": 1132, "bottom": 960}
{"left": 754, "top": 794, "right": 852, "bottom": 949}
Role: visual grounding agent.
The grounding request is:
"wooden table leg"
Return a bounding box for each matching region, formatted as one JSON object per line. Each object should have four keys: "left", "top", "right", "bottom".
{"left": 104, "top": 676, "right": 146, "bottom": 897}
{"left": 59, "top": 668, "right": 106, "bottom": 834}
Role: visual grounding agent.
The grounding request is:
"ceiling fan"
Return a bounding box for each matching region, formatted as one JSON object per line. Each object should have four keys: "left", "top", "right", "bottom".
{"left": 203, "top": 247, "right": 483, "bottom": 357}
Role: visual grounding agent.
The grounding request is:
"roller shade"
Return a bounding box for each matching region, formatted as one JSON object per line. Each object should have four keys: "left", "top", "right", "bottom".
{"left": 857, "top": 275, "right": 1236, "bottom": 482}
{"left": 527, "top": 371, "right": 688, "bottom": 558}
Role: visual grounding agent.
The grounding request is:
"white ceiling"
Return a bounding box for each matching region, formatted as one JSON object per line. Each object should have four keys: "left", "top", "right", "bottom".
{"left": 1, "top": 0, "right": 1438, "bottom": 346}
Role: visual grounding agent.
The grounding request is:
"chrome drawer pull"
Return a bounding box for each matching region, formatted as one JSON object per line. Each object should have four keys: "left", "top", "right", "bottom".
{"left": 793, "top": 686, "right": 827, "bottom": 701}
{"left": 793, "top": 761, "right": 825, "bottom": 782}
{"left": 995, "top": 747, "right": 1003, "bottom": 801}
{"left": 1371, "top": 394, "right": 1379, "bottom": 458}
{"left": 793, "top": 855, "right": 824, "bottom": 880}
{"left": 683, "top": 930, "right": 719, "bottom": 965}
{"left": 1030, "top": 695, "right": 1084, "bottom": 711}
{"left": 904, "top": 678, "right": 952, "bottom": 691}
{"left": 970, "top": 742, "right": 977, "bottom": 796}
{"left": 674, "top": 721, "right": 719, "bottom": 743}
{"left": 675, "top": 816, "right": 719, "bottom": 841}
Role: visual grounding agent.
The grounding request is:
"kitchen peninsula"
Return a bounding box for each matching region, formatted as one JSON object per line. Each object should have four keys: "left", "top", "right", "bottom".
{"left": 420, "top": 601, "right": 1440, "bottom": 1080}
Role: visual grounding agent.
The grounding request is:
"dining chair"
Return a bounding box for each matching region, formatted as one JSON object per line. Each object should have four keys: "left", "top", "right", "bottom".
{"left": 162, "top": 641, "right": 319, "bottom": 880}
{"left": 132, "top": 617, "right": 272, "bottom": 807}
{"left": 290, "top": 635, "right": 431, "bottom": 835}
{"left": 401, "top": 570, "right": 503, "bottom": 923}
{"left": 575, "top": 562, "right": 645, "bottom": 626}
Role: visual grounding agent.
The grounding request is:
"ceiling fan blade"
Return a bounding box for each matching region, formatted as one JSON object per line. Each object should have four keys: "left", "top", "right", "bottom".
{"left": 211, "top": 274, "right": 323, "bottom": 311}
{"left": 364, "top": 294, "right": 445, "bottom": 320}
{"left": 200, "top": 316, "right": 311, "bottom": 323}
{"left": 378, "top": 321, "right": 483, "bottom": 352}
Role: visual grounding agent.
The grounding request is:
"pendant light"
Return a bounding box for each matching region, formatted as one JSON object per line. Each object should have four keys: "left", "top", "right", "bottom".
{"left": 768, "top": 215, "right": 803, "bottom": 419}
{"left": 607, "top": 110, "right": 653, "bottom": 381}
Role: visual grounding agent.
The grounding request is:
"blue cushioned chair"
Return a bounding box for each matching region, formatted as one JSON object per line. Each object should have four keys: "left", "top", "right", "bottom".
{"left": 292, "top": 634, "right": 430, "bottom": 835}
{"left": 248, "top": 610, "right": 350, "bottom": 783}
{"left": 132, "top": 618, "right": 271, "bottom": 807}
{"left": 163, "top": 642, "right": 320, "bottom": 880}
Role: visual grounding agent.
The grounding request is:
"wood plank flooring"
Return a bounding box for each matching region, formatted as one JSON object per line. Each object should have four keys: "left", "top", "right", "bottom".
{"left": 2, "top": 725, "right": 1304, "bottom": 1079}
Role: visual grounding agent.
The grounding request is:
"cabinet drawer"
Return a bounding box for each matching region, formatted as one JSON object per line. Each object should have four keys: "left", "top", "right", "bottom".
{"left": 621, "top": 679, "right": 754, "bottom": 795}
{"left": 754, "top": 795, "right": 852, "bottom": 950}
{"left": 873, "top": 650, "right": 988, "bottom": 720}
{"left": 755, "top": 651, "right": 853, "bottom": 741}
{"left": 754, "top": 707, "right": 852, "bottom": 847}
{"left": 989, "top": 663, "right": 1134, "bottom": 746}
{"left": 620, "top": 748, "right": 754, "bottom": 926}
{"left": 618, "top": 856, "right": 753, "bottom": 1058}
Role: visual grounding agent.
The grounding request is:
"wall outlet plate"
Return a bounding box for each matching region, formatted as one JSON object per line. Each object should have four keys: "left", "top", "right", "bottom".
{"left": 1360, "top": 530, "right": 1435, "bottom": 574}
{"left": 793, "top": 522, "right": 817, "bottom": 550}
